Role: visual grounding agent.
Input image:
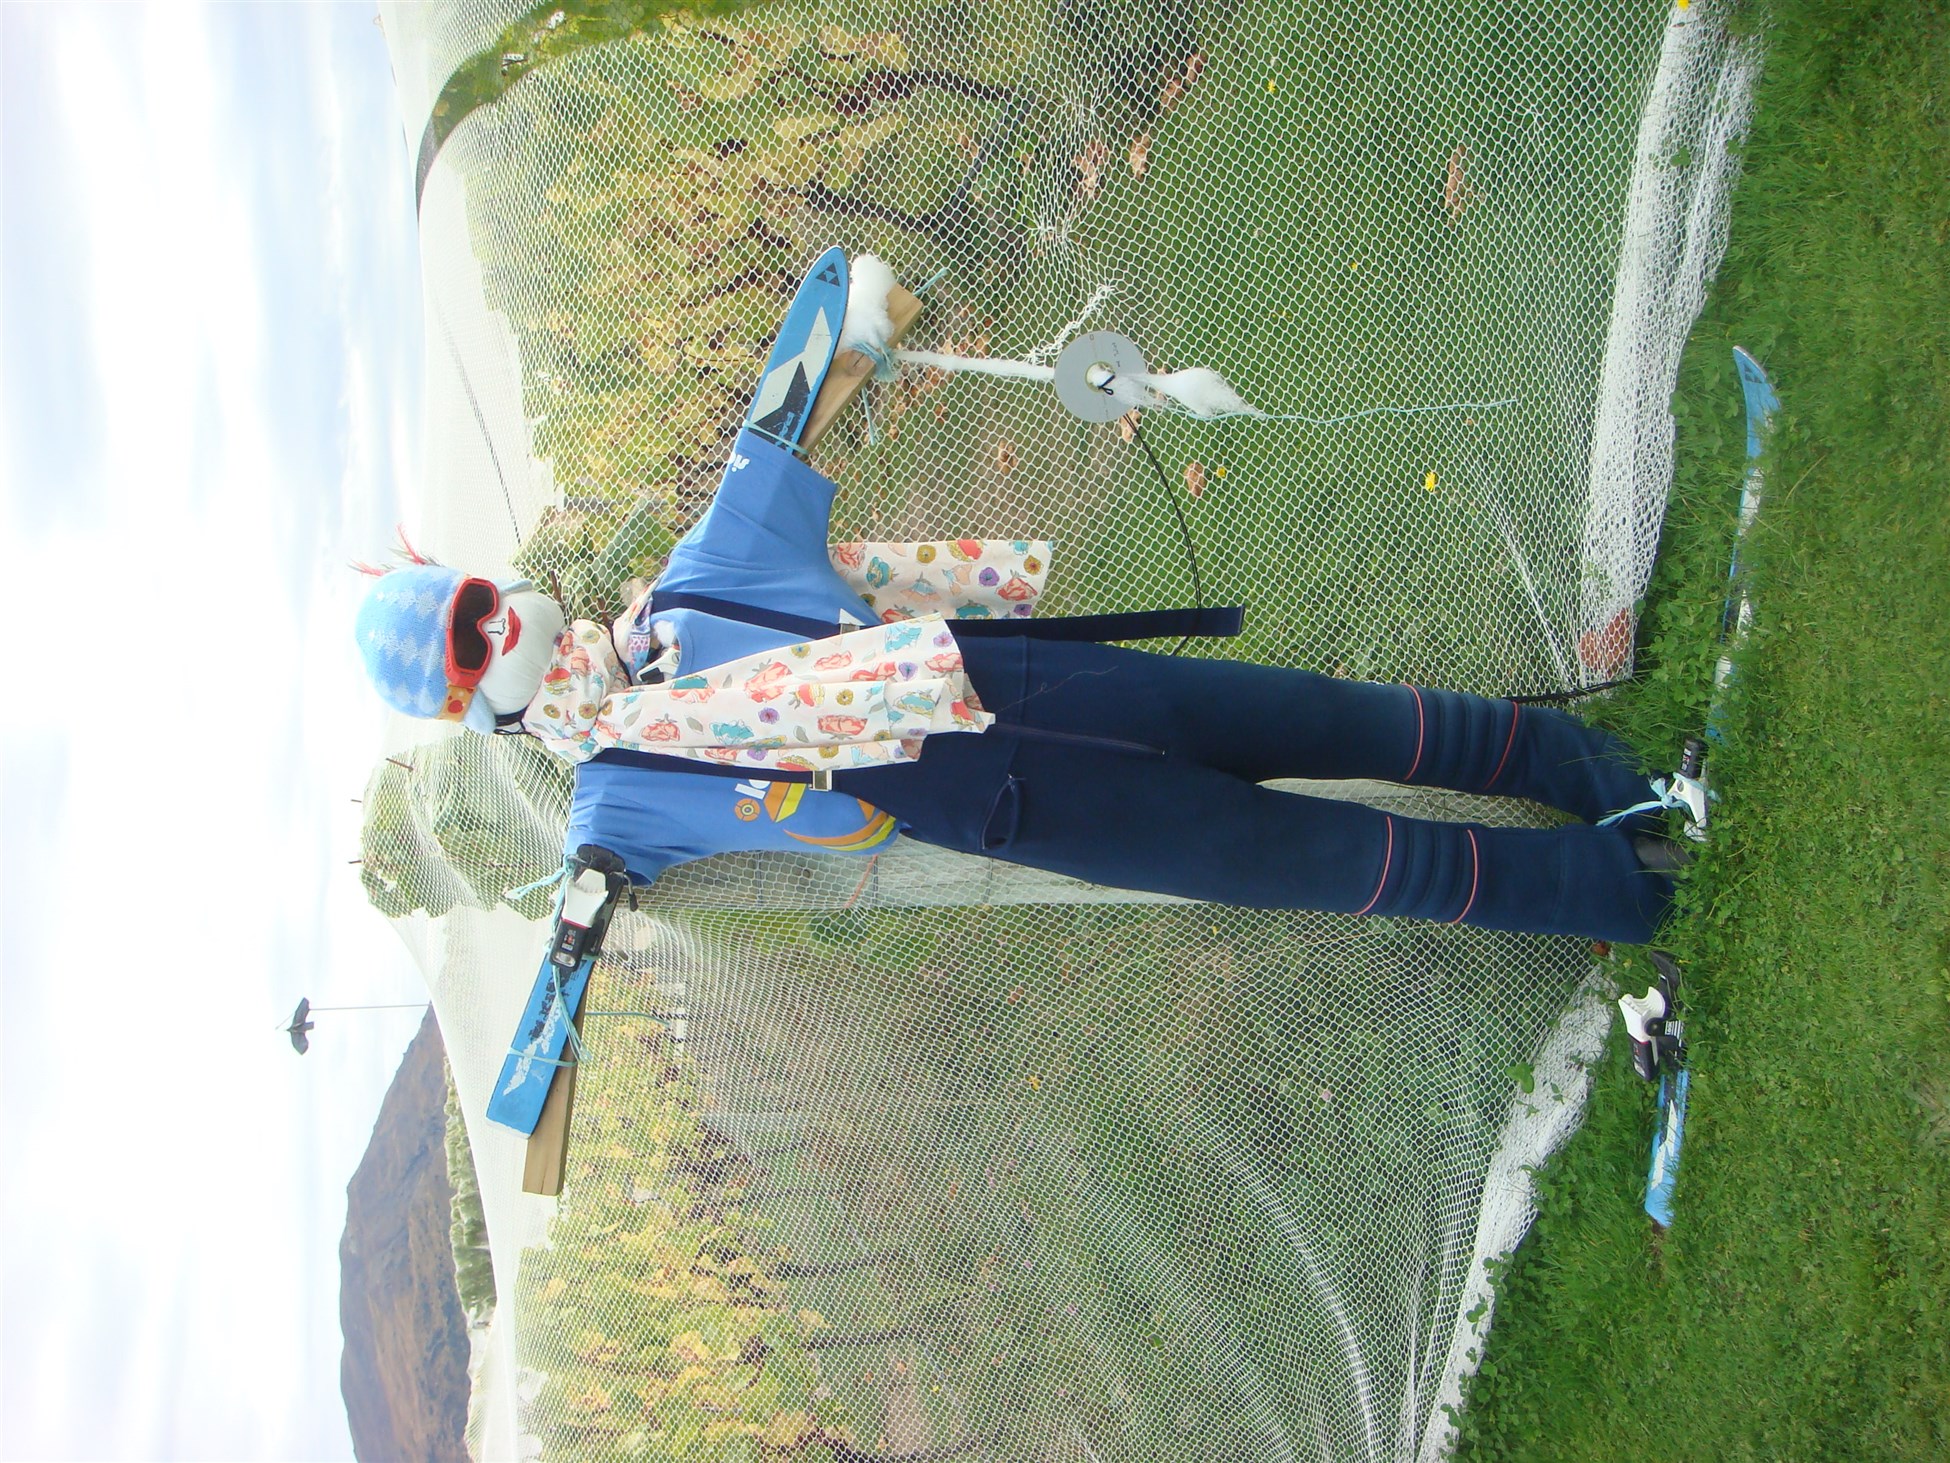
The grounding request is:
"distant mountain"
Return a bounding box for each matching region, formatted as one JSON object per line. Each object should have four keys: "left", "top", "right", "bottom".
{"left": 340, "top": 1008, "right": 471, "bottom": 1463}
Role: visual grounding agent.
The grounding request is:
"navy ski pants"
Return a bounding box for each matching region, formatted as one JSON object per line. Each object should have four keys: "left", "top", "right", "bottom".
{"left": 843, "top": 637, "right": 1673, "bottom": 943}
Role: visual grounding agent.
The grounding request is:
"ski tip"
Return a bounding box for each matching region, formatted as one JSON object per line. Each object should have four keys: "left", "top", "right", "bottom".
{"left": 809, "top": 243, "right": 847, "bottom": 291}
{"left": 1731, "top": 346, "right": 1781, "bottom": 450}
{"left": 745, "top": 246, "right": 850, "bottom": 452}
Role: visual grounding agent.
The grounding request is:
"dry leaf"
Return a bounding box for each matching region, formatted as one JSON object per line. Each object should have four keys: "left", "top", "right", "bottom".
{"left": 1183, "top": 461, "right": 1206, "bottom": 497}
{"left": 1444, "top": 143, "right": 1471, "bottom": 221}
{"left": 1129, "top": 132, "right": 1152, "bottom": 178}
{"left": 1116, "top": 409, "right": 1141, "bottom": 442}
{"left": 1073, "top": 138, "right": 1110, "bottom": 198}
{"left": 1578, "top": 606, "right": 1635, "bottom": 675}
{"left": 1161, "top": 52, "right": 1204, "bottom": 114}
{"left": 994, "top": 438, "right": 1019, "bottom": 475}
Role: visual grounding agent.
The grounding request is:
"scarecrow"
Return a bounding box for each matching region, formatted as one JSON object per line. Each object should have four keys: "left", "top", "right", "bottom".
{"left": 357, "top": 249, "right": 1681, "bottom": 948}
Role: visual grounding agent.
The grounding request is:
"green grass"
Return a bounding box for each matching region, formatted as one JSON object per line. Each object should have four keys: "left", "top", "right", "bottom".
{"left": 571, "top": 901, "right": 1558, "bottom": 1455}
{"left": 837, "top": 0, "right": 1673, "bottom": 693}
{"left": 1453, "top": 1, "right": 1950, "bottom": 1455}
{"left": 465, "top": 0, "right": 1670, "bottom": 694}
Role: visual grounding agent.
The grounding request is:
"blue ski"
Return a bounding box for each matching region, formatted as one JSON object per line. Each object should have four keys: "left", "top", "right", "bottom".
{"left": 486, "top": 846, "right": 629, "bottom": 1136}
{"left": 1645, "top": 1067, "right": 1690, "bottom": 1227}
{"left": 744, "top": 244, "right": 848, "bottom": 453}
{"left": 1635, "top": 348, "right": 1780, "bottom": 1226}
{"left": 486, "top": 953, "right": 597, "bottom": 1135}
{"left": 1710, "top": 347, "right": 1782, "bottom": 740}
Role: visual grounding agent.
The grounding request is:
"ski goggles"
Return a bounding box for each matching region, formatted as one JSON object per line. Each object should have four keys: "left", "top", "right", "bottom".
{"left": 446, "top": 577, "right": 501, "bottom": 685}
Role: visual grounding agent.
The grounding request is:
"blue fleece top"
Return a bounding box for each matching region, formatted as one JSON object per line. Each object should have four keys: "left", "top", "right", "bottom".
{"left": 562, "top": 431, "right": 908, "bottom": 886}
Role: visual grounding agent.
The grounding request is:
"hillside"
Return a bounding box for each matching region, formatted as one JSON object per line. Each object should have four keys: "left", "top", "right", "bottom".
{"left": 339, "top": 1008, "right": 471, "bottom": 1463}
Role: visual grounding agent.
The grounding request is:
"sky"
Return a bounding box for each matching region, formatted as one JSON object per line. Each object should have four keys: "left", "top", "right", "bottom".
{"left": 2, "top": 6, "right": 433, "bottom": 1459}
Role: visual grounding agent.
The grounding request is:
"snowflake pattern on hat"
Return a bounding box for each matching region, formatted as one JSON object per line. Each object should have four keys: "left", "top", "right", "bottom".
{"left": 353, "top": 564, "right": 477, "bottom": 723}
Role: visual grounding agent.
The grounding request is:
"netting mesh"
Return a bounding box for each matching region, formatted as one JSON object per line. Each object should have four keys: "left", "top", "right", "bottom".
{"left": 364, "top": 3, "right": 1756, "bottom": 1457}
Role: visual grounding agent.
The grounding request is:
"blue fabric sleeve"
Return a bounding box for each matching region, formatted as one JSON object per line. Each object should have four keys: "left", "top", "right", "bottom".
{"left": 659, "top": 430, "right": 849, "bottom": 607}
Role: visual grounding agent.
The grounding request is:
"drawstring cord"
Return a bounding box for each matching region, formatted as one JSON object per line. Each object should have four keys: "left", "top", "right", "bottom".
{"left": 1598, "top": 780, "right": 1696, "bottom": 828}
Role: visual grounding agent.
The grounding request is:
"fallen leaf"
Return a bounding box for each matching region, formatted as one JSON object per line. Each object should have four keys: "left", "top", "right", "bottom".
{"left": 1116, "top": 409, "right": 1142, "bottom": 442}
{"left": 1073, "top": 138, "right": 1110, "bottom": 198}
{"left": 1578, "top": 606, "right": 1635, "bottom": 675}
{"left": 1184, "top": 461, "right": 1206, "bottom": 497}
{"left": 1424, "top": 470, "right": 1438, "bottom": 492}
{"left": 994, "top": 438, "right": 1019, "bottom": 475}
{"left": 1006, "top": 985, "right": 1025, "bottom": 1004}
{"left": 1129, "top": 132, "right": 1151, "bottom": 178}
{"left": 1444, "top": 143, "right": 1471, "bottom": 221}
{"left": 1184, "top": 52, "right": 1205, "bottom": 86}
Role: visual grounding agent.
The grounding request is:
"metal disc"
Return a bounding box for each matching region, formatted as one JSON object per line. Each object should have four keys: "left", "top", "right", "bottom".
{"left": 1054, "top": 330, "right": 1149, "bottom": 423}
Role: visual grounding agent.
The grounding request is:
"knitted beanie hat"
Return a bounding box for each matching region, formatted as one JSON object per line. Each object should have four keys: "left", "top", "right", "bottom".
{"left": 354, "top": 564, "right": 497, "bottom": 732}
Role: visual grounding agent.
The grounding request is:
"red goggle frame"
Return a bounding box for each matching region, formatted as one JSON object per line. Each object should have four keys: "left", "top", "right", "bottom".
{"left": 446, "top": 578, "right": 500, "bottom": 687}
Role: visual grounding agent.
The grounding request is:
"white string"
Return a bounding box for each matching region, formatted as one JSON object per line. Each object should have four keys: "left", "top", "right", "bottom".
{"left": 1192, "top": 396, "right": 1521, "bottom": 427}
{"left": 892, "top": 348, "right": 1515, "bottom": 426}
{"left": 895, "top": 349, "right": 1055, "bottom": 382}
{"left": 1025, "top": 280, "right": 1120, "bottom": 365}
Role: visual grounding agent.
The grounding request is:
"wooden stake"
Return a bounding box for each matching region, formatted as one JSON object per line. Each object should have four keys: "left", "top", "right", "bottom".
{"left": 798, "top": 284, "right": 924, "bottom": 454}
{"left": 522, "top": 1039, "right": 578, "bottom": 1196}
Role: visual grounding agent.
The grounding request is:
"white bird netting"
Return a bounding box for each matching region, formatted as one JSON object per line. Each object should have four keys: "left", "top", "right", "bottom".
{"left": 363, "top": 3, "right": 1757, "bottom": 1458}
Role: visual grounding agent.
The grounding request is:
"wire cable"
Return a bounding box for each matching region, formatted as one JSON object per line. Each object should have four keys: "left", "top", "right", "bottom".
{"left": 1125, "top": 417, "right": 1202, "bottom": 656}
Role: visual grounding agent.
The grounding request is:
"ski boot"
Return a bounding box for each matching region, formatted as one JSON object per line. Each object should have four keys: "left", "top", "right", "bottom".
{"left": 1618, "top": 948, "right": 1685, "bottom": 1083}
{"left": 1649, "top": 736, "right": 1711, "bottom": 842}
{"left": 546, "top": 843, "right": 631, "bottom": 972}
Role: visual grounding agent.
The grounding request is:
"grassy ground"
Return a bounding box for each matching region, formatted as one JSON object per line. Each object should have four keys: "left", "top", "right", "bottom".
{"left": 1453, "top": 2, "right": 1950, "bottom": 1456}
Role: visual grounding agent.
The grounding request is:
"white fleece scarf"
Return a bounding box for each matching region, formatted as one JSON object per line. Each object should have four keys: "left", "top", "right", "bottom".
{"left": 523, "top": 615, "right": 991, "bottom": 773}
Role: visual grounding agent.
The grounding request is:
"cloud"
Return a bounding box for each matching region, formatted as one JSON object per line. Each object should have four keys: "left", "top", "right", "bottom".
{"left": 2, "top": 7, "right": 429, "bottom": 1460}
